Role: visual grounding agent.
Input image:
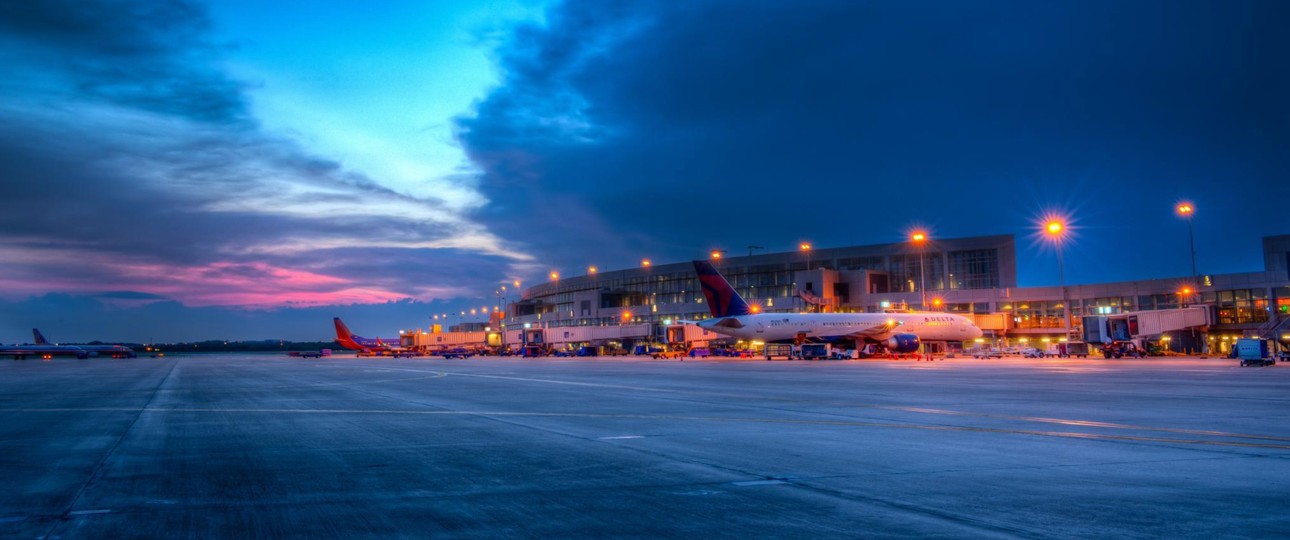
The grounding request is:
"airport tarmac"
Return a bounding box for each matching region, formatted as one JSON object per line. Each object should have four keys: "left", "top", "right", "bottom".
{"left": 0, "top": 354, "right": 1287, "bottom": 538}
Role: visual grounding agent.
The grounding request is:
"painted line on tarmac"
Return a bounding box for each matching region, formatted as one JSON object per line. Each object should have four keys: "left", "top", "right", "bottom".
{"left": 335, "top": 365, "right": 688, "bottom": 394}
{"left": 267, "top": 372, "right": 447, "bottom": 389}
{"left": 2, "top": 407, "right": 1287, "bottom": 451}
{"left": 881, "top": 406, "right": 1290, "bottom": 443}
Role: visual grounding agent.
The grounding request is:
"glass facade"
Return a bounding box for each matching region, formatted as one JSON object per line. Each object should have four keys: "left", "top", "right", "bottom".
{"left": 1203, "top": 288, "right": 1271, "bottom": 324}
{"left": 1010, "top": 301, "right": 1067, "bottom": 329}
{"left": 947, "top": 249, "right": 1000, "bottom": 290}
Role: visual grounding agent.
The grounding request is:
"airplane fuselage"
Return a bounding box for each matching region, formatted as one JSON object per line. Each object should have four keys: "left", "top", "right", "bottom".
{"left": 1, "top": 345, "right": 91, "bottom": 359}
{"left": 695, "top": 312, "right": 983, "bottom": 344}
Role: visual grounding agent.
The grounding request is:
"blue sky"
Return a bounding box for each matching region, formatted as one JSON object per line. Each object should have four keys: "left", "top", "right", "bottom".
{"left": 0, "top": 0, "right": 1286, "bottom": 342}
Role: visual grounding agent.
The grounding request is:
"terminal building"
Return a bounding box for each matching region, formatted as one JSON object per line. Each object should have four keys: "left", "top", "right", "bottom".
{"left": 405, "top": 234, "right": 1290, "bottom": 356}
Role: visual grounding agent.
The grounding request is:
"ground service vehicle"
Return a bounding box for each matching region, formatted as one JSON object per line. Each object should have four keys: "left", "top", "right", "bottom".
{"left": 1051, "top": 342, "right": 1089, "bottom": 358}
{"left": 1083, "top": 316, "right": 1144, "bottom": 358}
{"left": 440, "top": 348, "right": 474, "bottom": 359}
{"left": 798, "top": 344, "right": 831, "bottom": 360}
{"left": 1236, "top": 339, "right": 1274, "bottom": 367}
{"left": 652, "top": 350, "right": 685, "bottom": 359}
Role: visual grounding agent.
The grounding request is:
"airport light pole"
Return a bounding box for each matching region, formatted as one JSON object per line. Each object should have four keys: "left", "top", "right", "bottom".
{"left": 642, "top": 258, "right": 657, "bottom": 342}
{"left": 911, "top": 231, "right": 927, "bottom": 310}
{"left": 496, "top": 285, "right": 508, "bottom": 321}
{"left": 799, "top": 242, "right": 812, "bottom": 269}
{"left": 1176, "top": 202, "right": 1197, "bottom": 278}
{"left": 1045, "top": 220, "right": 1070, "bottom": 337}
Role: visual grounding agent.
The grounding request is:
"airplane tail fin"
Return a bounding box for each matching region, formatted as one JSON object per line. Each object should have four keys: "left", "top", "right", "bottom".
{"left": 32, "top": 328, "right": 49, "bottom": 345}
{"left": 693, "top": 261, "right": 752, "bottom": 318}
{"left": 333, "top": 317, "right": 367, "bottom": 351}
{"left": 333, "top": 317, "right": 353, "bottom": 341}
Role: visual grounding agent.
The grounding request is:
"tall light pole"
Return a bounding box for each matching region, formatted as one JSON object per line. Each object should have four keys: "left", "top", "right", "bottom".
{"left": 1045, "top": 220, "right": 1070, "bottom": 337}
{"left": 1176, "top": 202, "right": 1196, "bottom": 278}
{"left": 642, "top": 258, "right": 656, "bottom": 342}
{"left": 911, "top": 231, "right": 927, "bottom": 310}
{"left": 799, "top": 242, "right": 812, "bottom": 269}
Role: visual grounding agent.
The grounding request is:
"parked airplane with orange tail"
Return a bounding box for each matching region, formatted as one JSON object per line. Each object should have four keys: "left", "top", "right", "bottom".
{"left": 333, "top": 317, "right": 408, "bottom": 356}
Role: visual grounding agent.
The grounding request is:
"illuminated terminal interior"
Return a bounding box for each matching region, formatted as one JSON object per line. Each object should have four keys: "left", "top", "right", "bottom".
{"left": 477, "top": 233, "right": 1290, "bottom": 355}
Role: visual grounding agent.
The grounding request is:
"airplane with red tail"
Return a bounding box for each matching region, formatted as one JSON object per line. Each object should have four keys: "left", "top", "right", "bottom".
{"left": 333, "top": 317, "right": 402, "bottom": 355}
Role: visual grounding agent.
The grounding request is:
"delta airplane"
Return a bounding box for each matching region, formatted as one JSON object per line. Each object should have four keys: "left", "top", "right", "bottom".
{"left": 333, "top": 317, "right": 402, "bottom": 355}
{"left": 33, "top": 328, "right": 136, "bottom": 358}
{"left": 691, "top": 261, "right": 983, "bottom": 352}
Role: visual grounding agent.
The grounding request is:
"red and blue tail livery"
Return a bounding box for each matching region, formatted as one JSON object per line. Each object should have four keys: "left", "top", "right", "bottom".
{"left": 694, "top": 260, "right": 751, "bottom": 318}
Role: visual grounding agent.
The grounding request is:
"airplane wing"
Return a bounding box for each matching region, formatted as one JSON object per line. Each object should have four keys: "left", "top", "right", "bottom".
{"left": 841, "top": 318, "right": 902, "bottom": 339}
{"left": 710, "top": 318, "right": 744, "bottom": 329}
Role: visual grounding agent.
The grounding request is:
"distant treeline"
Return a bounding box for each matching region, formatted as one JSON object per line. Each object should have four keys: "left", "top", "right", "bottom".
{"left": 73, "top": 340, "right": 341, "bottom": 353}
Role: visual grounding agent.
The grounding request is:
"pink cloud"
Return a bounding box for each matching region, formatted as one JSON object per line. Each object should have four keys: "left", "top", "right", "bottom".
{"left": 0, "top": 254, "right": 412, "bottom": 308}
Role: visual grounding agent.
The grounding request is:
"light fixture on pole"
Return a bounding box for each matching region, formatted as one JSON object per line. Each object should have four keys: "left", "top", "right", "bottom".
{"left": 1176, "top": 202, "right": 1197, "bottom": 278}
{"left": 710, "top": 249, "right": 726, "bottom": 270}
{"left": 1044, "top": 219, "right": 1070, "bottom": 336}
{"left": 910, "top": 231, "right": 928, "bottom": 309}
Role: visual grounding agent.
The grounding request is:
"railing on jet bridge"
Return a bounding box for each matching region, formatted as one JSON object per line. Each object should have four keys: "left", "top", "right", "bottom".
{"left": 1257, "top": 313, "right": 1290, "bottom": 340}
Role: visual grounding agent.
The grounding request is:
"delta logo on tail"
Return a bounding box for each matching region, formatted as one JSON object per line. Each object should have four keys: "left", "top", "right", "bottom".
{"left": 695, "top": 261, "right": 751, "bottom": 318}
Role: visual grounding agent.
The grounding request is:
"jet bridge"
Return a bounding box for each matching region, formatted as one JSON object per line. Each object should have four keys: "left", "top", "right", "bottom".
{"left": 1084, "top": 307, "right": 1213, "bottom": 343}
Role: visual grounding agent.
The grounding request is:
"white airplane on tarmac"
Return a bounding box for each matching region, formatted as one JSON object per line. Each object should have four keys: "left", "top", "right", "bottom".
{"left": 691, "top": 261, "right": 983, "bottom": 352}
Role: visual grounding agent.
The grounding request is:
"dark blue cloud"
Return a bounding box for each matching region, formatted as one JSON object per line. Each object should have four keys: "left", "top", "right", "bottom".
{"left": 0, "top": 0, "right": 250, "bottom": 124}
{"left": 0, "top": 0, "right": 530, "bottom": 341}
{"left": 459, "top": 0, "right": 1290, "bottom": 284}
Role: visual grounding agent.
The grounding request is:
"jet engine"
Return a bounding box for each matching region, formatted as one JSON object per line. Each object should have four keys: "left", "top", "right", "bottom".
{"left": 884, "top": 334, "right": 920, "bottom": 353}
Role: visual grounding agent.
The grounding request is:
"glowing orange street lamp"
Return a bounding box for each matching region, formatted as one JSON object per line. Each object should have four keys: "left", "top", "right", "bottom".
{"left": 710, "top": 250, "right": 722, "bottom": 260}
{"left": 641, "top": 259, "right": 651, "bottom": 267}
{"left": 1176, "top": 201, "right": 1197, "bottom": 278}
{"left": 588, "top": 265, "right": 597, "bottom": 275}
{"left": 550, "top": 271, "right": 559, "bottom": 281}
{"left": 799, "top": 242, "right": 812, "bottom": 270}
{"left": 1043, "top": 218, "right": 1070, "bottom": 335}
{"left": 910, "top": 231, "right": 928, "bottom": 309}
